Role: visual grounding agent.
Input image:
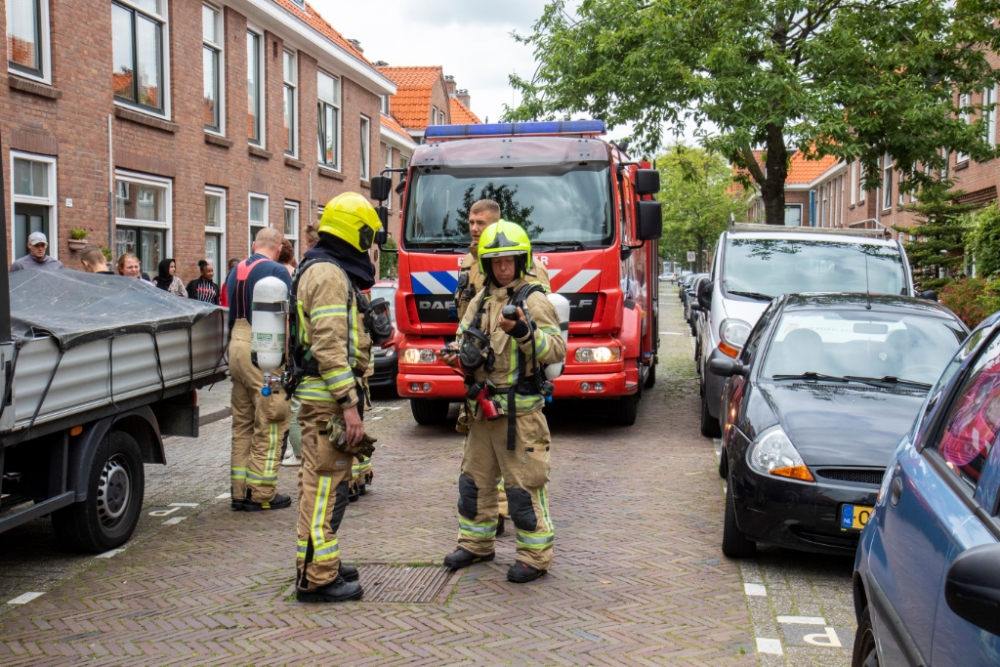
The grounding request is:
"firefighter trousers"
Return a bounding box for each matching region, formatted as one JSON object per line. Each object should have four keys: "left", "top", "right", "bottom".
{"left": 296, "top": 399, "right": 355, "bottom": 588}
{"left": 457, "top": 409, "right": 554, "bottom": 571}
{"left": 229, "top": 320, "right": 291, "bottom": 504}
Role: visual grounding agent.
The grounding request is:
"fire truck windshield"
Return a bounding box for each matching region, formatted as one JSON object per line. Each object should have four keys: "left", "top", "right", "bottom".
{"left": 403, "top": 162, "right": 613, "bottom": 249}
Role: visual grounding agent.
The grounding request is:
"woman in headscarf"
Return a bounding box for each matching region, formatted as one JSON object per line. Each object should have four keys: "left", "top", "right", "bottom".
{"left": 154, "top": 258, "right": 186, "bottom": 296}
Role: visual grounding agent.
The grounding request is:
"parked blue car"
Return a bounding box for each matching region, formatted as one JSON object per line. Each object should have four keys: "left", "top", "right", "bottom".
{"left": 853, "top": 312, "right": 1000, "bottom": 666}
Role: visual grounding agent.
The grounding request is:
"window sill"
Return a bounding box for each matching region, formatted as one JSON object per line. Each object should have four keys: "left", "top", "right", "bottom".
{"left": 361, "top": 178, "right": 371, "bottom": 188}
{"left": 205, "top": 133, "right": 233, "bottom": 148}
{"left": 114, "top": 106, "right": 178, "bottom": 133}
{"left": 8, "top": 74, "right": 61, "bottom": 99}
{"left": 954, "top": 160, "right": 969, "bottom": 171}
{"left": 848, "top": 204, "right": 855, "bottom": 211}
{"left": 880, "top": 208, "right": 892, "bottom": 217}
{"left": 318, "top": 165, "right": 345, "bottom": 181}
{"left": 249, "top": 145, "right": 272, "bottom": 160}
{"left": 284, "top": 156, "right": 304, "bottom": 169}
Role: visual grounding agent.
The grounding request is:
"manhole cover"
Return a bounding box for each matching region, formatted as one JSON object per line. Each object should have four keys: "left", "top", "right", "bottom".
{"left": 358, "top": 564, "right": 457, "bottom": 603}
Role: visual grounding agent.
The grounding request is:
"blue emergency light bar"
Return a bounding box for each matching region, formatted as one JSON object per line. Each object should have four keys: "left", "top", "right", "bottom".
{"left": 424, "top": 120, "right": 606, "bottom": 140}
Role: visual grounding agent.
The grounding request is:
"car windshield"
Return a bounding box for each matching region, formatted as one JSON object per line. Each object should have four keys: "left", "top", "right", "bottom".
{"left": 404, "top": 163, "right": 613, "bottom": 248}
{"left": 724, "top": 238, "right": 907, "bottom": 297}
{"left": 762, "top": 309, "right": 966, "bottom": 386}
{"left": 370, "top": 286, "right": 396, "bottom": 325}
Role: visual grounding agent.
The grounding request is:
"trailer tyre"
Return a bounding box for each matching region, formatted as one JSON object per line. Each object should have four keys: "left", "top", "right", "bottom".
{"left": 53, "top": 430, "right": 145, "bottom": 553}
{"left": 410, "top": 399, "right": 450, "bottom": 426}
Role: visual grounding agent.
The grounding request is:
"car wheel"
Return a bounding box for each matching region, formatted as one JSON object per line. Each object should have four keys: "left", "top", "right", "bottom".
{"left": 700, "top": 395, "right": 721, "bottom": 437}
{"left": 852, "top": 607, "right": 879, "bottom": 667}
{"left": 409, "top": 399, "right": 450, "bottom": 425}
{"left": 52, "top": 431, "right": 144, "bottom": 553}
{"left": 722, "top": 477, "right": 757, "bottom": 558}
{"left": 718, "top": 450, "right": 728, "bottom": 479}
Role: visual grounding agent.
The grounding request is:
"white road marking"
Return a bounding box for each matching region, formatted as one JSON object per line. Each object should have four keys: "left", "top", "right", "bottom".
{"left": 95, "top": 548, "right": 125, "bottom": 559}
{"left": 660, "top": 331, "right": 684, "bottom": 336}
{"left": 369, "top": 416, "right": 383, "bottom": 421}
{"left": 8, "top": 592, "right": 44, "bottom": 605}
{"left": 756, "top": 638, "right": 783, "bottom": 655}
{"left": 744, "top": 583, "right": 767, "bottom": 597}
{"left": 778, "top": 615, "right": 826, "bottom": 625}
{"left": 163, "top": 516, "right": 186, "bottom": 525}
{"left": 169, "top": 502, "right": 199, "bottom": 507}
{"left": 216, "top": 492, "right": 231, "bottom": 499}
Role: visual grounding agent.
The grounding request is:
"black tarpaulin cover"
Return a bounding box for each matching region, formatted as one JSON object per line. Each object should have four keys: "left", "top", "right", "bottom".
{"left": 10, "top": 269, "right": 219, "bottom": 351}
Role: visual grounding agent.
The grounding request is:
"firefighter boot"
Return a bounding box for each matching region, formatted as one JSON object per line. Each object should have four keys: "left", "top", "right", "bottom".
{"left": 507, "top": 561, "right": 546, "bottom": 584}
{"left": 243, "top": 491, "right": 292, "bottom": 511}
{"left": 296, "top": 575, "right": 363, "bottom": 603}
{"left": 443, "top": 547, "right": 495, "bottom": 570}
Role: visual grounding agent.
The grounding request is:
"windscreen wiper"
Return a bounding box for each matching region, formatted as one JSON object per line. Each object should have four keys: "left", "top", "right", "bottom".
{"left": 727, "top": 290, "right": 774, "bottom": 301}
{"left": 429, "top": 244, "right": 469, "bottom": 253}
{"left": 772, "top": 372, "right": 849, "bottom": 382}
{"left": 533, "top": 241, "right": 589, "bottom": 252}
{"left": 844, "top": 375, "right": 932, "bottom": 389}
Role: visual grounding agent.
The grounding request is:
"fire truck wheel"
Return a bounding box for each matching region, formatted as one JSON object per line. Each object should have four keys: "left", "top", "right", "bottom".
{"left": 609, "top": 395, "right": 638, "bottom": 426}
{"left": 53, "top": 430, "right": 145, "bottom": 553}
{"left": 644, "top": 362, "right": 656, "bottom": 389}
{"left": 410, "top": 398, "right": 450, "bottom": 426}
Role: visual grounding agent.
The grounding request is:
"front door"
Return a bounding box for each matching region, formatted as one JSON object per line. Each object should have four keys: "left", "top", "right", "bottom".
{"left": 13, "top": 203, "right": 50, "bottom": 260}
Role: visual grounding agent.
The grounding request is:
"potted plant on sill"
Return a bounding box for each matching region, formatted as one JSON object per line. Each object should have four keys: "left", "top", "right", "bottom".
{"left": 68, "top": 229, "right": 88, "bottom": 251}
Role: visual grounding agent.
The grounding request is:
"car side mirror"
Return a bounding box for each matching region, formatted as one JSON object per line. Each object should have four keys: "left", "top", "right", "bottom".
{"left": 636, "top": 201, "right": 663, "bottom": 241}
{"left": 945, "top": 543, "right": 1000, "bottom": 636}
{"left": 634, "top": 169, "right": 660, "bottom": 196}
{"left": 710, "top": 358, "right": 747, "bottom": 377}
{"left": 370, "top": 176, "right": 393, "bottom": 202}
{"left": 920, "top": 289, "right": 939, "bottom": 302}
{"left": 698, "top": 280, "right": 714, "bottom": 310}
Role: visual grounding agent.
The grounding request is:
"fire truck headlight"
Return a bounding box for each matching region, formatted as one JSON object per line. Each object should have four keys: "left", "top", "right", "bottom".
{"left": 575, "top": 346, "right": 620, "bottom": 363}
{"left": 403, "top": 348, "right": 438, "bottom": 364}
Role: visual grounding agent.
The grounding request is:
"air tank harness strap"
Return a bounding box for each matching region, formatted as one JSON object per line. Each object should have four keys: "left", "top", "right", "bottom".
{"left": 505, "top": 283, "right": 545, "bottom": 451}
{"left": 233, "top": 258, "right": 268, "bottom": 321}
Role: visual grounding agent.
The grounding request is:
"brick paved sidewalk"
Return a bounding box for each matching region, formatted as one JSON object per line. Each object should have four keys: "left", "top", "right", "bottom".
{"left": 0, "top": 295, "right": 755, "bottom": 667}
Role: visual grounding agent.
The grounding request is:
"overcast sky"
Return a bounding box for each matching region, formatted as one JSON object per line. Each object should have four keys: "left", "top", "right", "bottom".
{"left": 311, "top": 0, "right": 700, "bottom": 148}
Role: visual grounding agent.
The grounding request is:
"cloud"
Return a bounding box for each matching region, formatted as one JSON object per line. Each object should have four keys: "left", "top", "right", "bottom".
{"left": 399, "top": 0, "right": 548, "bottom": 29}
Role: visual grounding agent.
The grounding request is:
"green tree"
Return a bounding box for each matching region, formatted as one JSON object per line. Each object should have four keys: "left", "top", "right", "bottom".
{"left": 895, "top": 183, "right": 975, "bottom": 291}
{"left": 967, "top": 204, "right": 1000, "bottom": 279}
{"left": 506, "top": 0, "right": 1000, "bottom": 224}
{"left": 455, "top": 184, "right": 539, "bottom": 237}
{"left": 657, "top": 145, "right": 747, "bottom": 272}
{"left": 379, "top": 237, "right": 398, "bottom": 278}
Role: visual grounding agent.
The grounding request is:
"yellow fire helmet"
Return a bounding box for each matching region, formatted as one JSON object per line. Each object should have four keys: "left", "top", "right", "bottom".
{"left": 318, "top": 192, "right": 383, "bottom": 252}
{"left": 478, "top": 219, "right": 533, "bottom": 275}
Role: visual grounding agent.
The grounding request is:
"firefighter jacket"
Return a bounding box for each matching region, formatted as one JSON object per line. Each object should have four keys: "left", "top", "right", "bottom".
{"left": 457, "top": 277, "right": 566, "bottom": 416}
{"left": 294, "top": 263, "right": 371, "bottom": 408}
{"left": 456, "top": 243, "right": 552, "bottom": 322}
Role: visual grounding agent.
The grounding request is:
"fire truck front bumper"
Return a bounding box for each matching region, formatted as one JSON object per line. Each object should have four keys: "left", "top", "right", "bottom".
{"left": 553, "top": 371, "right": 629, "bottom": 398}
{"left": 396, "top": 337, "right": 467, "bottom": 400}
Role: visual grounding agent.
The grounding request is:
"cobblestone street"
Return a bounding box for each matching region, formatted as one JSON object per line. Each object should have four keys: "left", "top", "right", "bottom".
{"left": 0, "top": 287, "right": 858, "bottom": 666}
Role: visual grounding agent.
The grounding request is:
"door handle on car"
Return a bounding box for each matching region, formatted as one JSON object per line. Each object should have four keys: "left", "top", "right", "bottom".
{"left": 890, "top": 477, "right": 903, "bottom": 506}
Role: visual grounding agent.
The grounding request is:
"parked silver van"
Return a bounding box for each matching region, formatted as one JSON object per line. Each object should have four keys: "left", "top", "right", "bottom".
{"left": 695, "top": 224, "right": 916, "bottom": 436}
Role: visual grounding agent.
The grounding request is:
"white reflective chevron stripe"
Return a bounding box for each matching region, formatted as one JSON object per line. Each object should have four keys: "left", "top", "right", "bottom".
{"left": 558, "top": 269, "right": 600, "bottom": 293}
{"left": 546, "top": 269, "right": 561, "bottom": 279}
{"left": 412, "top": 271, "right": 457, "bottom": 295}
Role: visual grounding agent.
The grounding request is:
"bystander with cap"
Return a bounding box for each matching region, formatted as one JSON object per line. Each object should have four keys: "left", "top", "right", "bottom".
{"left": 10, "top": 231, "right": 63, "bottom": 272}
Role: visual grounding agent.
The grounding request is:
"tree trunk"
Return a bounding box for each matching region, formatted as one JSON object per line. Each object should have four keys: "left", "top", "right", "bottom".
{"left": 760, "top": 124, "right": 788, "bottom": 225}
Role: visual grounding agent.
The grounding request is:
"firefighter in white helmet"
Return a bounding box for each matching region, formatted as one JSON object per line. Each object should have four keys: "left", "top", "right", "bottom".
{"left": 285, "top": 192, "right": 393, "bottom": 603}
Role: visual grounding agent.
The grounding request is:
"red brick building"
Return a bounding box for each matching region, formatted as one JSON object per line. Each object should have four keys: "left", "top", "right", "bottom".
{"left": 1, "top": 0, "right": 399, "bottom": 282}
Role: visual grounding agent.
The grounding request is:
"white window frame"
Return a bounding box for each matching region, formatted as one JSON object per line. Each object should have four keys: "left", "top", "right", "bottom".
{"left": 882, "top": 155, "right": 893, "bottom": 211}
{"left": 283, "top": 200, "right": 299, "bottom": 259}
{"left": 247, "top": 26, "right": 265, "bottom": 147}
{"left": 850, "top": 161, "right": 857, "bottom": 206}
{"left": 784, "top": 204, "right": 802, "bottom": 228}
{"left": 957, "top": 94, "right": 971, "bottom": 163}
{"left": 942, "top": 148, "right": 951, "bottom": 179}
{"left": 249, "top": 192, "right": 268, "bottom": 253}
{"left": 202, "top": 3, "right": 225, "bottom": 135}
{"left": 10, "top": 151, "right": 58, "bottom": 260}
{"left": 205, "top": 186, "right": 226, "bottom": 281}
{"left": 317, "top": 70, "right": 342, "bottom": 171}
{"left": 115, "top": 169, "right": 173, "bottom": 263}
{"left": 360, "top": 114, "right": 371, "bottom": 181}
{"left": 820, "top": 187, "right": 827, "bottom": 226}
{"left": 283, "top": 49, "right": 297, "bottom": 157}
{"left": 381, "top": 94, "right": 390, "bottom": 115}
{"left": 431, "top": 105, "right": 438, "bottom": 125}
{"left": 6, "top": 0, "right": 52, "bottom": 84}
{"left": 112, "top": 0, "right": 171, "bottom": 119}
{"left": 986, "top": 85, "right": 997, "bottom": 146}
{"left": 383, "top": 144, "right": 393, "bottom": 209}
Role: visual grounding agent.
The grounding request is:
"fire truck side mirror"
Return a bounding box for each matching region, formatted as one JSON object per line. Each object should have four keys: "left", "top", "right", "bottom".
{"left": 636, "top": 201, "right": 663, "bottom": 241}
{"left": 370, "top": 176, "right": 393, "bottom": 202}
{"left": 376, "top": 205, "right": 390, "bottom": 226}
{"left": 634, "top": 169, "right": 660, "bottom": 196}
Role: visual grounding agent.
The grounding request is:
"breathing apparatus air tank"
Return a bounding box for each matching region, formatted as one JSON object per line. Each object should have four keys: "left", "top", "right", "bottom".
{"left": 544, "top": 293, "right": 570, "bottom": 380}
{"left": 250, "top": 276, "right": 289, "bottom": 396}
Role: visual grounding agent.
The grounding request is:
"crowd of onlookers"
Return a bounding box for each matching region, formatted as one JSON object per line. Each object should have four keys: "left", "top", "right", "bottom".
{"left": 7, "top": 226, "right": 320, "bottom": 308}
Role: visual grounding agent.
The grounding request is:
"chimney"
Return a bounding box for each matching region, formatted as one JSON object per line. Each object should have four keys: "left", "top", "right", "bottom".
{"left": 444, "top": 74, "right": 457, "bottom": 97}
{"left": 374, "top": 60, "right": 389, "bottom": 67}
{"left": 457, "top": 89, "right": 471, "bottom": 108}
{"left": 347, "top": 38, "right": 363, "bottom": 53}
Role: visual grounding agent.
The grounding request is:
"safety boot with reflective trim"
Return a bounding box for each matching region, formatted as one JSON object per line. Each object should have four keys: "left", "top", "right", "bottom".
{"left": 507, "top": 561, "right": 546, "bottom": 583}
{"left": 243, "top": 492, "right": 292, "bottom": 511}
{"left": 443, "top": 547, "right": 495, "bottom": 570}
{"left": 296, "top": 576, "right": 363, "bottom": 603}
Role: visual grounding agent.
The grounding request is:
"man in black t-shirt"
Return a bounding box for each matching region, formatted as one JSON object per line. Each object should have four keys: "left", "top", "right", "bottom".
{"left": 187, "top": 260, "right": 220, "bottom": 305}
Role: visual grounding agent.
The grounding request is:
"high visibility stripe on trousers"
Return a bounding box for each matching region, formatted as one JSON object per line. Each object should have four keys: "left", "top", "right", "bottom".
{"left": 247, "top": 422, "right": 280, "bottom": 486}
{"left": 231, "top": 467, "right": 247, "bottom": 481}
{"left": 309, "top": 476, "right": 340, "bottom": 562}
{"left": 459, "top": 516, "right": 497, "bottom": 540}
{"left": 516, "top": 487, "right": 554, "bottom": 550}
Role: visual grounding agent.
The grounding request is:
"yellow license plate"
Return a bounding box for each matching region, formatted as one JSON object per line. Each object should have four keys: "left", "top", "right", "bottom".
{"left": 840, "top": 504, "right": 874, "bottom": 531}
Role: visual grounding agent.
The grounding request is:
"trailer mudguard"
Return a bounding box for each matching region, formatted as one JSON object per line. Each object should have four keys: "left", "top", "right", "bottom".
{"left": 67, "top": 406, "right": 165, "bottom": 502}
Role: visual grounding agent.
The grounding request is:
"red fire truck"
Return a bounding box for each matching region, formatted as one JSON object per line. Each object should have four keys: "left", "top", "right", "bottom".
{"left": 369, "top": 120, "right": 662, "bottom": 426}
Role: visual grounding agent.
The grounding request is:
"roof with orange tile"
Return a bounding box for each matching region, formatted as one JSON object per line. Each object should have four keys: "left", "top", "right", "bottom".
{"left": 381, "top": 113, "right": 415, "bottom": 145}
{"left": 377, "top": 66, "right": 445, "bottom": 130}
{"left": 733, "top": 150, "right": 840, "bottom": 187}
{"left": 449, "top": 97, "right": 481, "bottom": 124}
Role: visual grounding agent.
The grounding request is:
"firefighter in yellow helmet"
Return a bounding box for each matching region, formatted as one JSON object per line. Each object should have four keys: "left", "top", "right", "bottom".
{"left": 287, "top": 192, "right": 392, "bottom": 603}
{"left": 440, "top": 220, "right": 566, "bottom": 583}
{"left": 454, "top": 201, "right": 551, "bottom": 536}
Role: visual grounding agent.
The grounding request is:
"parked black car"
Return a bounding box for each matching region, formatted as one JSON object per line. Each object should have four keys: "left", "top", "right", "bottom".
{"left": 711, "top": 293, "right": 968, "bottom": 557}
{"left": 367, "top": 280, "right": 401, "bottom": 390}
